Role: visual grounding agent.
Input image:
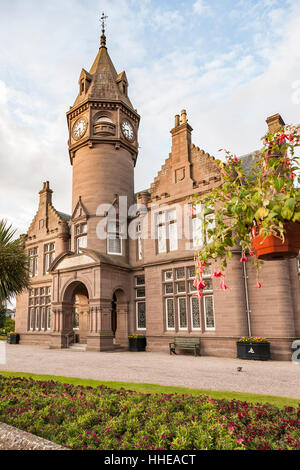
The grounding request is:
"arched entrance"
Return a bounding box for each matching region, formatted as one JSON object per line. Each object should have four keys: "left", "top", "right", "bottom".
{"left": 112, "top": 288, "right": 129, "bottom": 347}
{"left": 63, "top": 281, "right": 90, "bottom": 344}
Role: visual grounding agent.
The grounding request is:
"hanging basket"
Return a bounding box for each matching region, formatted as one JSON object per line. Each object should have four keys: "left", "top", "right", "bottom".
{"left": 251, "top": 222, "right": 300, "bottom": 261}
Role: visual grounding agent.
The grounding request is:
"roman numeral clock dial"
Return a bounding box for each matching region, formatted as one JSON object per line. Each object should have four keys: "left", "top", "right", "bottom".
{"left": 72, "top": 117, "right": 88, "bottom": 140}
{"left": 121, "top": 120, "right": 134, "bottom": 142}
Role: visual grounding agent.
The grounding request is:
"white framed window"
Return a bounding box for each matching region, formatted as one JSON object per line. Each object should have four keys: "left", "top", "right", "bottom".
{"left": 157, "top": 224, "right": 167, "bottom": 253}
{"left": 165, "top": 283, "right": 173, "bottom": 295}
{"left": 44, "top": 243, "right": 55, "bottom": 274}
{"left": 136, "top": 275, "right": 145, "bottom": 286}
{"left": 136, "top": 301, "right": 146, "bottom": 330}
{"left": 136, "top": 287, "right": 146, "bottom": 298}
{"left": 137, "top": 223, "right": 143, "bottom": 260}
{"left": 166, "top": 298, "right": 175, "bottom": 330}
{"left": 204, "top": 295, "right": 215, "bottom": 330}
{"left": 156, "top": 208, "right": 178, "bottom": 254}
{"left": 46, "top": 306, "right": 51, "bottom": 330}
{"left": 190, "top": 297, "right": 201, "bottom": 331}
{"left": 176, "top": 281, "right": 186, "bottom": 294}
{"left": 41, "top": 307, "right": 45, "bottom": 331}
{"left": 35, "top": 308, "right": 39, "bottom": 330}
{"left": 107, "top": 221, "right": 123, "bottom": 255}
{"left": 29, "top": 308, "right": 34, "bottom": 330}
{"left": 178, "top": 297, "right": 188, "bottom": 330}
{"left": 164, "top": 270, "right": 173, "bottom": 281}
{"left": 169, "top": 221, "right": 178, "bottom": 251}
{"left": 29, "top": 247, "right": 38, "bottom": 277}
{"left": 107, "top": 237, "right": 122, "bottom": 255}
{"left": 191, "top": 204, "right": 204, "bottom": 249}
{"left": 75, "top": 224, "right": 88, "bottom": 254}
{"left": 175, "top": 267, "right": 185, "bottom": 280}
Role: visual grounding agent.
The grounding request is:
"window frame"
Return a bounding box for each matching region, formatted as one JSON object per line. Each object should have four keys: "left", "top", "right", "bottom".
{"left": 156, "top": 208, "right": 178, "bottom": 254}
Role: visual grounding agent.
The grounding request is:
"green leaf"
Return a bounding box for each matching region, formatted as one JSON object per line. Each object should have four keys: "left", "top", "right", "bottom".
{"left": 281, "top": 198, "right": 296, "bottom": 220}
{"left": 254, "top": 207, "right": 269, "bottom": 221}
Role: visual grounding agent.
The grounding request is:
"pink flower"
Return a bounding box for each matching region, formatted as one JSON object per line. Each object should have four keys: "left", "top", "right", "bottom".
{"left": 249, "top": 250, "right": 255, "bottom": 257}
{"left": 279, "top": 133, "right": 286, "bottom": 144}
{"left": 290, "top": 172, "right": 296, "bottom": 179}
{"left": 255, "top": 279, "right": 262, "bottom": 289}
{"left": 198, "top": 280, "right": 207, "bottom": 290}
{"left": 195, "top": 291, "right": 203, "bottom": 299}
{"left": 220, "top": 279, "right": 230, "bottom": 290}
{"left": 212, "top": 271, "right": 223, "bottom": 278}
{"left": 234, "top": 155, "right": 238, "bottom": 162}
{"left": 240, "top": 253, "right": 248, "bottom": 262}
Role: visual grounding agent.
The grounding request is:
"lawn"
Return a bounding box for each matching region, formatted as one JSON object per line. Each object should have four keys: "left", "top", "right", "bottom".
{"left": 0, "top": 374, "right": 299, "bottom": 450}
{"left": 0, "top": 370, "right": 299, "bottom": 409}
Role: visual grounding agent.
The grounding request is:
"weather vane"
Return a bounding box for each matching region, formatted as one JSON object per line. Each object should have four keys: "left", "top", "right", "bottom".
{"left": 101, "top": 12, "right": 108, "bottom": 36}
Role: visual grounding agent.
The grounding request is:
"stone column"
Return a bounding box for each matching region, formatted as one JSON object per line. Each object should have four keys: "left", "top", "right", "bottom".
{"left": 115, "top": 302, "right": 129, "bottom": 347}
{"left": 86, "top": 299, "right": 114, "bottom": 352}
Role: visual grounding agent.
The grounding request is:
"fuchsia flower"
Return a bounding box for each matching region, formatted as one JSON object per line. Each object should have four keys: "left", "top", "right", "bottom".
{"left": 198, "top": 280, "right": 207, "bottom": 290}
{"left": 290, "top": 172, "right": 296, "bottom": 179}
{"left": 220, "top": 279, "right": 230, "bottom": 291}
{"left": 212, "top": 271, "right": 223, "bottom": 278}
{"left": 279, "top": 133, "right": 286, "bottom": 144}
{"left": 249, "top": 250, "right": 255, "bottom": 257}
{"left": 240, "top": 253, "right": 248, "bottom": 263}
{"left": 194, "top": 278, "right": 206, "bottom": 290}
{"left": 195, "top": 291, "right": 204, "bottom": 299}
{"left": 255, "top": 279, "right": 262, "bottom": 289}
{"left": 234, "top": 155, "right": 238, "bottom": 162}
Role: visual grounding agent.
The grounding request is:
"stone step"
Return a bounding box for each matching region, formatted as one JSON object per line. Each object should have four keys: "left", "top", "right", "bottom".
{"left": 68, "top": 343, "right": 87, "bottom": 352}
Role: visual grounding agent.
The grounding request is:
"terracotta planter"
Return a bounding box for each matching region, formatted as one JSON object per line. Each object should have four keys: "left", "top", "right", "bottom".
{"left": 251, "top": 222, "right": 300, "bottom": 260}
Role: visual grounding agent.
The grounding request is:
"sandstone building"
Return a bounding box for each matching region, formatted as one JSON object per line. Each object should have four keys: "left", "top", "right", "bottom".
{"left": 15, "top": 29, "right": 300, "bottom": 360}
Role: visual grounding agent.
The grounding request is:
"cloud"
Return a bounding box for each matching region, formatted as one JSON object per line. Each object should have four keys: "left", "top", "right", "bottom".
{"left": 0, "top": 0, "right": 299, "bottom": 235}
{"left": 193, "top": 0, "right": 209, "bottom": 15}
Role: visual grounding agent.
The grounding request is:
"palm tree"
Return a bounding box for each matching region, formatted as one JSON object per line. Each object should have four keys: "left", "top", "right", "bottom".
{"left": 0, "top": 220, "right": 30, "bottom": 303}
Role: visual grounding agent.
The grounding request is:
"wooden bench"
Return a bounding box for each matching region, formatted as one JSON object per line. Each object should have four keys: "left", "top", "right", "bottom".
{"left": 169, "top": 337, "right": 200, "bottom": 356}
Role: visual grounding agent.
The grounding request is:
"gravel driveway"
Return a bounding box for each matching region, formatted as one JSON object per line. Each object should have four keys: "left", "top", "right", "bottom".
{"left": 0, "top": 345, "right": 299, "bottom": 399}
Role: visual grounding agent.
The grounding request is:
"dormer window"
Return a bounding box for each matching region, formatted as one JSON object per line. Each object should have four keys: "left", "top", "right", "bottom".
{"left": 80, "top": 79, "right": 85, "bottom": 94}
{"left": 75, "top": 223, "right": 87, "bottom": 253}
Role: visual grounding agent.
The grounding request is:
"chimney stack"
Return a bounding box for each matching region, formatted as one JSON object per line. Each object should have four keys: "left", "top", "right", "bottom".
{"left": 39, "top": 181, "right": 53, "bottom": 208}
{"left": 266, "top": 113, "right": 285, "bottom": 133}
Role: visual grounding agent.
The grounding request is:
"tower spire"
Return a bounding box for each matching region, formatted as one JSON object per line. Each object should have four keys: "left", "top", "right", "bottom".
{"left": 100, "top": 12, "right": 108, "bottom": 48}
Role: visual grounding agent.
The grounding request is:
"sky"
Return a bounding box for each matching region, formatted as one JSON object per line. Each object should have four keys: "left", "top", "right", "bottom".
{"left": 0, "top": 0, "right": 300, "bottom": 235}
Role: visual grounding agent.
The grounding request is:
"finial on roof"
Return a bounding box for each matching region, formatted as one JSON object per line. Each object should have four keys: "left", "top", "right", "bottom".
{"left": 100, "top": 12, "right": 108, "bottom": 48}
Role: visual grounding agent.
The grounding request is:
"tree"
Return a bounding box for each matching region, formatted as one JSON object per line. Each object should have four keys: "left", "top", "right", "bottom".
{"left": 0, "top": 220, "right": 30, "bottom": 303}
{"left": 0, "top": 304, "right": 6, "bottom": 329}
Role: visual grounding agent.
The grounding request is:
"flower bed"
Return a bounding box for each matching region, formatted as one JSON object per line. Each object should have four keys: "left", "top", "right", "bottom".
{"left": 0, "top": 376, "right": 299, "bottom": 450}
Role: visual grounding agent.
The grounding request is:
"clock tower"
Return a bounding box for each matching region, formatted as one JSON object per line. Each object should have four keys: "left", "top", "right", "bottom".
{"left": 67, "top": 20, "right": 140, "bottom": 257}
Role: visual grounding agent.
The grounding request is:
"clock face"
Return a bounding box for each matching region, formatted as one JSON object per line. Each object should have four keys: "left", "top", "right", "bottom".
{"left": 121, "top": 120, "right": 134, "bottom": 142}
{"left": 72, "top": 117, "right": 88, "bottom": 140}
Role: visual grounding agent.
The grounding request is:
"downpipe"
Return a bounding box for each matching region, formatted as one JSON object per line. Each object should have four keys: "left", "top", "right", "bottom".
{"left": 242, "top": 260, "right": 252, "bottom": 337}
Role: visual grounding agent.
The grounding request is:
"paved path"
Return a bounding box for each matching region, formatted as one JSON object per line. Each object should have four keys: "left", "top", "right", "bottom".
{"left": 0, "top": 345, "right": 299, "bottom": 399}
